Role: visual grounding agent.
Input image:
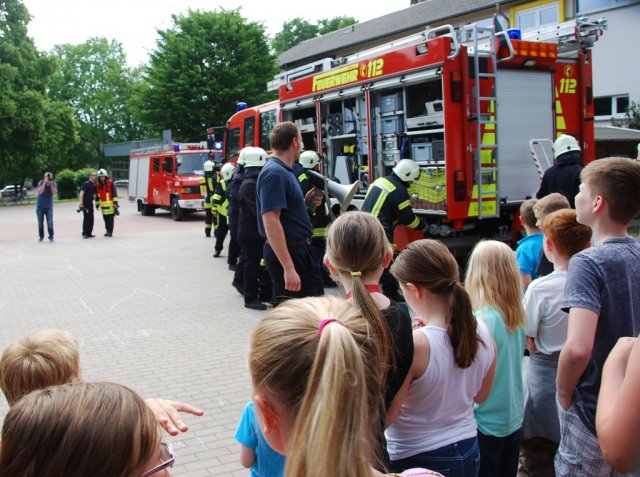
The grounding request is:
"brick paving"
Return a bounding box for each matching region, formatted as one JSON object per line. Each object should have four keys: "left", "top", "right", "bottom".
{"left": 0, "top": 198, "right": 279, "bottom": 476}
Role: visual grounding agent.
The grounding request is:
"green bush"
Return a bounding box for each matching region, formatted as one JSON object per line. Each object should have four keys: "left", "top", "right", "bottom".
{"left": 56, "top": 169, "right": 78, "bottom": 199}
{"left": 75, "top": 168, "right": 95, "bottom": 189}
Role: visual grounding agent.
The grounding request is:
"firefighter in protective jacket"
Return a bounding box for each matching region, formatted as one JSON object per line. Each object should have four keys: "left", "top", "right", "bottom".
{"left": 361, "top": 159, "right": 422, "bottom": 301}
{"left": 361, "top": 159, "right": 422, "bottom": 244}
{"left": 212, "top": 162, "right": 235, "bottom": 258}
{"left": 96, "top": 168, "right": 119, "bottom": 237}
{"left": 299, "top": 150, "right": 335, "bottom": 287}
{"left": 200, "top": 156, "right": 218, "bottom": 237}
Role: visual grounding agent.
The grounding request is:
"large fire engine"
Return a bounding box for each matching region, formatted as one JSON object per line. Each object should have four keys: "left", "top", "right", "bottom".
{"left": 128, "top": 142, "right": 221, "bottom": 221}
{"left": 223, "top": 17, "right": 606, "bottom": 253}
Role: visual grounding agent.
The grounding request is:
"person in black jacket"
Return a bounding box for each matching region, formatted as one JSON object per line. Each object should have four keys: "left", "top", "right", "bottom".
{"left": 238, "top": 147, "right": 270, "bottom": 310}
{"left": 536, "top": 134, "right": 583, "bottom": 208}
{"left": 361, "top": 159, "right": 423, "bottom": 301}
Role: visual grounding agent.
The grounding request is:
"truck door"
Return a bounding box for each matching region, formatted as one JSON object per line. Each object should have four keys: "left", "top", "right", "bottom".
{"left": 495, "top": 69, "right": 554, "bottom": 203}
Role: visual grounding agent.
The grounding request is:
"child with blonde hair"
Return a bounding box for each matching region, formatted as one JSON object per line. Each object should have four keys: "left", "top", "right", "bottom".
{"left": 465, "top": 240, "right": 526, "bottom": 477}
{"left": 0, "top": 329, "right": 80, "bottom": 405}
{"left": 249, "top": 295, "right": 441, "bottom": 477}
{"left": 0, "top": 329, "right": 203, "bottom": 436}
{"left": 324, "top": 211, "right": 414, "bottom": 465}
{"left": 0, "top": 381, "right": 173, "bottom": 477}
{"left": 384, "top": 239, "right": 496, "bottom": 476}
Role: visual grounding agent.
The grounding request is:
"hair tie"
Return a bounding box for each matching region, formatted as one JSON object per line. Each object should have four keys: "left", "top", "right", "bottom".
{"left": 350, "top": 271, "right": 362, "bottom": 277}
{"left": 448, "top": 281, "right": 456, "bottom": 290}
{"left": 318, "top": 318, "right": 344, "bottom": 335}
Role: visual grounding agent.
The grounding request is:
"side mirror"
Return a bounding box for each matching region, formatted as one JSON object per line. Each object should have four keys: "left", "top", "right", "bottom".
{"left": 177, "top": 157, "right": 182, "bottom": 166}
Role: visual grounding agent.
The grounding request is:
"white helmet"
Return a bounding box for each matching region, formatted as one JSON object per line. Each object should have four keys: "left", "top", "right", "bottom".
{"left": 299, "top": 150, "right": 321, "bottom": 169}
{"left": 203, "top": 159, "right": 215, "bottom": 172}
{"left": 393, "top": 159, "right": 420, "bottom": 182}
{"left": 220, "top": 162, "right": 236, "bottom": 180}
{"left": 240, "top": 147, "right": 268, "bottom": 168}
{"left": 553, "top": 134, "right": 581, "bottom": 159}
{"left": 98, "top": 168, "right": 108, "bottom": 177}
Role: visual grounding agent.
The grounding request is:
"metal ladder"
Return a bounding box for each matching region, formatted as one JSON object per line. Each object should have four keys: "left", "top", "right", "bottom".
{"left": 466, "top": 23, "right": 500, "bottom": 219}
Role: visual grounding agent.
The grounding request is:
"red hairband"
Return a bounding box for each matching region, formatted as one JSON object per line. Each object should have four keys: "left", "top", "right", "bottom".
{"left": 318, "top": 318, "right": 344, "bottom": 335}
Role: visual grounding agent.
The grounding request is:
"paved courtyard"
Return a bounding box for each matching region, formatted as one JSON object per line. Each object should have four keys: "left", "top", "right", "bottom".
{"left": 0, "top": 198, "right": 281, "bottom": 476}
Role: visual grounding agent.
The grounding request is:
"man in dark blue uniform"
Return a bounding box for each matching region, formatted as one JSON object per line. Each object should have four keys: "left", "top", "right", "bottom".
{"left": 257, "top": 122, "right": 324, "bottom": 303}
{"left": 237, "top": 147, "right": 269, "bottom": 310}
{"left": 361, "top": 159, "right": 422, "bottom": 300}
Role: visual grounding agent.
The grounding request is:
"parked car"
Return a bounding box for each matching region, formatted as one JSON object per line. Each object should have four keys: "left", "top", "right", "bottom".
{"left": 0, "top": 185, "right": 28, "bottom": 200}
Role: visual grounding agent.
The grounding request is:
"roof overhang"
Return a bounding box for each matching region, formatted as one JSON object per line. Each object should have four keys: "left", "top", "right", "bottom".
{"left": 594, "top": 125, "right": 640, "bottom": 142}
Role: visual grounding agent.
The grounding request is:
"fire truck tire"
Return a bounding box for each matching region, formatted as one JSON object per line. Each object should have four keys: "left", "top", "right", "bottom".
{"left": 171, "top": 198, "right": 184, "bottom": 221}
{"left": 141, "top": 204, "right": 156, "bottom": 216}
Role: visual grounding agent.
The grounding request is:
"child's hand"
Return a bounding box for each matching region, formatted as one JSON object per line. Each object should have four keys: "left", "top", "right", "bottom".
{"left": 145, "top": 398, "right": 204, "bottom": 436}
{"left": 525, "top": 336, "right": 538, "bottom": 354}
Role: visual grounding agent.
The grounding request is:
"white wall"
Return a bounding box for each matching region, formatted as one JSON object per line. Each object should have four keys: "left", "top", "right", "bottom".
{"left": 590, "top": 5, "right": 640, "bottom": 103}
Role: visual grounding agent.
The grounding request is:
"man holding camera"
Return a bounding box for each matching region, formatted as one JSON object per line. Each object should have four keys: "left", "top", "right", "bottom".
{"left": 36, "top": 172, "right": 58, "bottom": 242}
{"left": 78, "top": 171, "right": 97, "bottom": 238}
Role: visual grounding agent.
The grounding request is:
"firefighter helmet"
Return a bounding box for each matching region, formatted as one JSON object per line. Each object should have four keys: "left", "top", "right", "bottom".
{"left": 239, "top": 147, "right": 268, "bottom": 168}
{"left": 553, "top": 134, "right": 581, "bottom": 160}
{"left": 393, "top": 159, "right": 421, "bottom": 182}
{"left": 299, "top": 150, "right": 321, "bottom": 169}
{"left": 220, "top": 162, "right": 235, "bottom": 180}
{"left": 203, "top": 159, "right": 215, "bottom": 172}
{"left": 97, "top": 168, "right": 108, "bottom": 177}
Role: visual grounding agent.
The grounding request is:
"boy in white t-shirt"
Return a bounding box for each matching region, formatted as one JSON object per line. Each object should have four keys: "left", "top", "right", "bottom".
{"left": 520, "top": 209, "right": 591, "bottom": 476}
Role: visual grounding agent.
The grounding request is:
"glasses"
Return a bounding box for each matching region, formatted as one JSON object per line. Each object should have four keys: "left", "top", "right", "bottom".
{"left": 141, "top": 442, "right": 175, "bottom": 477}
{"left": 90, "top": 174, "right": 97, "bottom": 176}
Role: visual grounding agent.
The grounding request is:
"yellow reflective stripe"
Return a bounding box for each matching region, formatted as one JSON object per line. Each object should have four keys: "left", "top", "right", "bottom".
{"left": 312, "top": 227, "right": 326, "bottom": 238}
{"left": 212, "top": 193, "right": 222, "bottom": 201}
{"left": 398, "top": 199, "right": 411, "bottom": 210}
{"left": 298, "top": 173, "right": 308, "bottom": 183}
{"left": 368, "top": 178, "right": 396, "bottom": 218}
{"left": 221, "top": 181, "right": 227, "bottom": 192}
{"left": 408, "top": 217, "right": 420, "bottom": 229}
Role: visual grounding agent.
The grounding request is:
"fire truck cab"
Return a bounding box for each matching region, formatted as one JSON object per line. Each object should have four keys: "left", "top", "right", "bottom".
{"left": 128, "top": 142, "right": 216, "bottom": 221}
{"left": 223, "top": 17, "right": 606, "bottom": 254}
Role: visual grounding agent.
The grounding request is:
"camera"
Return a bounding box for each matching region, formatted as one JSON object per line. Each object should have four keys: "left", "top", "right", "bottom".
{"left": 76, "top": 206, "right": 86, "bottom": 213}
{"left": 46, "top": 173, "right": 53, "bottom": 181}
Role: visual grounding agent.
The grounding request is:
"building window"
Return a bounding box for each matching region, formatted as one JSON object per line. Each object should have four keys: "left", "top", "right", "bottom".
{"left": 578, "top": 0, "right": 640, "bottom": 15}
{"left": 511, "top": 0, "right": 564, "bottom": 32}
{"left": 594, "top": 95, "right": 630, "bottom": 118}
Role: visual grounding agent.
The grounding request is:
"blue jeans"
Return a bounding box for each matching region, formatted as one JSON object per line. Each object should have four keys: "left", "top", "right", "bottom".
{"left": 36, "top": 206, "right": 54, "bottom": 239}
{"left": 390, "top": 436, "right": 480, "bottom": 477}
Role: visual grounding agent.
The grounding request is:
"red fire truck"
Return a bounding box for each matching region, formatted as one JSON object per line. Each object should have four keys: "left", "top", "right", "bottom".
{"left": 223, "top": 17, "right": 605, "bottom": 253}
{"left": 128, "top": 142, "right": 218, "bottom": 221}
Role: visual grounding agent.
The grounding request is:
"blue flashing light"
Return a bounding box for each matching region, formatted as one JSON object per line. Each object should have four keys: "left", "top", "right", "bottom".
{"left": 214, "top": 141, "right": 222, "bottom": 149}
{"left": 173, "top": 144, "right": 181, "bottom": 152}
{"left": 507, "top": 28, "right": 521, "bottom": 40}
{"left": 237, "top": 101, "right": 248, "bottom": 111}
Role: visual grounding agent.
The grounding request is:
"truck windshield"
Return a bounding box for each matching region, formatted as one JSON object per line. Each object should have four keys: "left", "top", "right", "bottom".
{"left": 176, "top": 152, "right": 208, "bottom": 175}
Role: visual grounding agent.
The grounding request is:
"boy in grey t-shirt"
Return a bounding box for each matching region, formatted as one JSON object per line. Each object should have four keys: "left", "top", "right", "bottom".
{"left": 556, "top": 157, "right": 640, "bottom": 476}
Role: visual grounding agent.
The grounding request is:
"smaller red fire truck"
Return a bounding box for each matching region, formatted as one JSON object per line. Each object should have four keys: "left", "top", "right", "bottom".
{"left": 128, "top": 142, "right": 217, "bottom": 221}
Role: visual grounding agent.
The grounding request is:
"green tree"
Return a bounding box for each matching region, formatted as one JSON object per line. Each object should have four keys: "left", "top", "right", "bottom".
{"left": 0, "top": 0, "right": 77, "bottom": 188}
{"left": 272, "top": 18, "right": 318, "bottom": 55}
{"left": 49, "top": 38, "right": 148, "bottom": 170}
{"left": 272, "top": 16, "right": 358, "bottom": 55}
{"left": 131, "top": 9, "right": 277, "bottom": 142}
{"left": 318, "top": 16, "right": 358, "bottom": 35}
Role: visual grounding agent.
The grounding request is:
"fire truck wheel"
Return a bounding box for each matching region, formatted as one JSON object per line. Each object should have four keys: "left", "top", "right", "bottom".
{"left": 171, "top": 198, "right": 184, "bottom": 221}
{"left": 141, "top": 204, "right": 156, "bottom": 216}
